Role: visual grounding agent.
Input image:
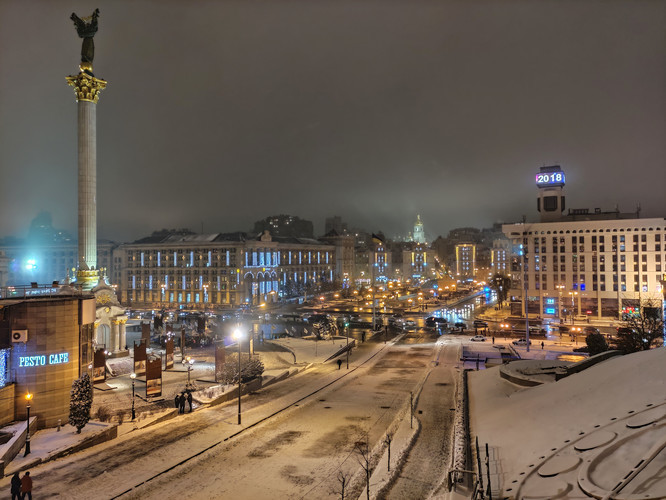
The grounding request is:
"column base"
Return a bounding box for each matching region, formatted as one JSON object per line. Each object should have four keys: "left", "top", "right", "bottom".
{"left": 76, "top": 269, "right": 100, "bottom": 291}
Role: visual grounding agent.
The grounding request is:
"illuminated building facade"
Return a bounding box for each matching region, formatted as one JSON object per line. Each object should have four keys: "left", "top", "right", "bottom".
{"left": 455, "top": 244, "right": 476, "bottom": 280}
{"left": 0, "top": 292, "right": 95, "bottom": 428}
{"left": 503, "top": 165, "right": 665, "bottom": 319}
{"left": 503, "top": 218, "right": 666, "bottom": 320}
{"left": 491, "top": 239, "right": 510, "bottom": 276}
{"left": 112, "top": 230, "right": 335, "bottom": 309}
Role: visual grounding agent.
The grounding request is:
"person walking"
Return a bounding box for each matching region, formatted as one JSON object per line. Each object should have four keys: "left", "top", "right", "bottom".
{"left": 187, "top": 391, "right": 193, "bottom": 412}
{"left": 541, "top": 341, "right": 545, "bottom": 350}
{"left": 179, "top": 392, "right": 186, "bottom": 414}
{"left": 174, "top": 393, "right": 180, "bottom": 410}
{"left": 337, "top": 359, "right": 342, "bottom": 370}
{"left": 10, "top": 472, "right": 21, "bottom": 500}
{"left": 20, "top": 471, "right": 32, "bottom": 500}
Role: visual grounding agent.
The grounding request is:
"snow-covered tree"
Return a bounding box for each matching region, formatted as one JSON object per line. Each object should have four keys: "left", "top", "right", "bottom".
{"left": 217, "top": 353, "right": 264, "bottom": 384}
{"left": 69, "top": 373, "right": 93, "bottom": 433}
{"left": 616, "top": 299, "right": 664, "bottom": 353}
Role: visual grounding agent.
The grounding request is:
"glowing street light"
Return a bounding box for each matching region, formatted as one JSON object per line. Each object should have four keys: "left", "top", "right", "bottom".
{"left": 185, "top": 356, "right": 194, "bottom": 388}
{"left": 24, "top": 392, "right": 33, "bottom": 456}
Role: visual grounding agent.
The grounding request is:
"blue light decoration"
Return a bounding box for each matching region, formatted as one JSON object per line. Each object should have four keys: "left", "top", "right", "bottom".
{"left": 0, "top": 349, "right": 9, "bottom": 387}
{"left": 545, "top": 298, "right": 555, "bottom": 305}
{"left": 545, "top": 308, "right": 556, "bottom": 315}
{"left": 580, "top": 284, "right": 586, "bottom": 291}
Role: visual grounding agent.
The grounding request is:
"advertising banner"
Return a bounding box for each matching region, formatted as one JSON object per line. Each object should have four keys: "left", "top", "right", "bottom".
{"left": 180, "top": 326, "right": 186, "bottom": 355}
{"left": 214, "top": 343, "right": 225, "bottom": 382}
{"left": 145, "top": 355, "right": 162, "bottom": 398}
{"left": 141, "top": 322, "right": 151, "bottom": 343}
{"left": 93, "top": 348, "right": 106, "bottom": 383}
{"left": 134, "top": 340, "right": 147, "bottom": 376}
{"left": 165, "top": 338, "right": 174, "bottom": 370}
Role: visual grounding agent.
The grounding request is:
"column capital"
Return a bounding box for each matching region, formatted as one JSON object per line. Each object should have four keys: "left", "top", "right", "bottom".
{"left": 66, "top": 71, "right": 107, "bottom": 103}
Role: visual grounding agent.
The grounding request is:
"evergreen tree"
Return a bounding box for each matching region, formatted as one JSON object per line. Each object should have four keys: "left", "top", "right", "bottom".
{"left": 585, "top": 332, "right": 609, "bottom": 356}
{"left": 69, "top": 373, "right": 93, "bottom": 433}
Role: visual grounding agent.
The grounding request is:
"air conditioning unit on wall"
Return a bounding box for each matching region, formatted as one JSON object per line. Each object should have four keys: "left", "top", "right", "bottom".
{"left": 11, "top": 330, "right": 28, "bottom": 343}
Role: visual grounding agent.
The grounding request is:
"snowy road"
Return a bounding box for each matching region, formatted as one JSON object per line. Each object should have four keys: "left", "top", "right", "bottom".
{"left": 127, "top": 342, "right": 435, "bottom": 499}
{"left": 385, "top": 340, "right": 459, "bottom": 499}
{"left": 1, "top": 336, "right": 438, "bottom": 499}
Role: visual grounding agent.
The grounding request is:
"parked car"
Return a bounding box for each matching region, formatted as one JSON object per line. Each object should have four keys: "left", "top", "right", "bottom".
{"left": 473, "top": 320, "right": 488, "bottom": 329}
{"left": 512, "top": 338, "right": 532, "bottom": 346}
{"left": 470, "top": 335, "right": 486, "bottom": 342}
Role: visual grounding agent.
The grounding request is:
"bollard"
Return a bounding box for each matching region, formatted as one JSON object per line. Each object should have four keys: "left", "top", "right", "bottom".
{"left": 57, "top": 418, "right": 62, "bottom": 432}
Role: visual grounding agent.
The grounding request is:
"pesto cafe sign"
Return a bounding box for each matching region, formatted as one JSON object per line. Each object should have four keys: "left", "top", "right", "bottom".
{"left": 19, "top": 352, "right": 70, "bottom": 367}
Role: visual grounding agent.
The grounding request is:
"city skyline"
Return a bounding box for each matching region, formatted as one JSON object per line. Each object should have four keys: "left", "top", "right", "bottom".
{"left": 1, "top": 1, "right": 664, "bottom": 243}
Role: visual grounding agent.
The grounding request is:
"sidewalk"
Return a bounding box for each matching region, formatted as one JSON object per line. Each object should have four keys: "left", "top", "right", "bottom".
{"left": 1, "top": 335, "right": 359, "bottom": 477}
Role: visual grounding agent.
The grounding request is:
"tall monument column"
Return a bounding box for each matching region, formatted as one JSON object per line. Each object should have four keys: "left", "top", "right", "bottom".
{"left": 66, "top": 9, "right": 106, "bottom": 291}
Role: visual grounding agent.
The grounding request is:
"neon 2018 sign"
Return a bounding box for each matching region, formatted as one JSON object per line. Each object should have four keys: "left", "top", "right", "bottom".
{"left": 19, "top": 352, "right": 69, "bottom": 367}
{"left": 536, "top": 171, "right": 565, "bottom": 187}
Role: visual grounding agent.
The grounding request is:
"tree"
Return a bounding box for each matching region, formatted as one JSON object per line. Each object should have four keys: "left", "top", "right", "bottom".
{"left": 355, "top": 437, "right": 372, "bottom": 500}
{"left": 217, "top": 352, "right": 265, "bottom": 384}
{"left": 490, "top": 273, "right": 512, "bottom": 309}
{"left": 69, "top": 373, "right": 93, "bottom": 433}
{"left": 585, "top": 332, "right": 609, "bottom": 356}
{"left": 615, "top": 299, "right": 664, "bottom": 353}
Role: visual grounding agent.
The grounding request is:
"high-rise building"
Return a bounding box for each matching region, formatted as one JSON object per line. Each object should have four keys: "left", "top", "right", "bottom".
{"left": 503, "top": 165, "right": 665, "bottom": 320}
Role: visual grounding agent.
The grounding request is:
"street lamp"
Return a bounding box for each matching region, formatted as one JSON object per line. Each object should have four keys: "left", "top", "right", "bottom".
{"left": 130, "top": 373, "right": 136, "bottom": 420}
{"left": 556, "top": 285, "right": 565, "bottom": 323}
{"left": 233, "top": 329, "right": 243, "bottom": 425}
{"left": 569, "top": 291, "right": 578, "bottom": 324}
{"left": 24, "top": 392, "right": 32, "bottom": 456}
{"left": 185, "top": 356, "right": 194, "bottom": 389}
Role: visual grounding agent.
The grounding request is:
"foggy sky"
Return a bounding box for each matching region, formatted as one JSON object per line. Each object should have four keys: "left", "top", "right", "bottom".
{"left": 1, "top": 0, "right": 664, "bottom": 243}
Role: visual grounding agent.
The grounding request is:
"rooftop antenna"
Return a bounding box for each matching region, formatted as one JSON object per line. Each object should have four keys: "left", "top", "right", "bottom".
{"left": 635, "top": 203, "right": 641, "bottom": 218}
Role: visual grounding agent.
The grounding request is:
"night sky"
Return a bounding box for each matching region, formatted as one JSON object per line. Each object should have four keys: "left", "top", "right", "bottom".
{"left": 1, "top": 1, "right": 664, "bottom": 243}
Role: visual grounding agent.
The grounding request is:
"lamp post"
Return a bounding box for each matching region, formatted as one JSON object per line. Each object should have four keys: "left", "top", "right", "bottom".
{"left": 185, "top": 356, "right": 194, "bottom": 389}
{"left": 130, "top": 373, "right": 136, "bottom": 420}
{"left": 569, "top": 291, "right": 578, "bottom": 324}
{"left": 556, "top": 285, "right": 565, "bottom": 323}
{"left": 24, "top": 392, "right": 32, "bottom": 456}
{"left": 345, "top": 325, "right": 350, "bottom": 369}
{"left": 233, "top": 329, "right": 243, "bottom": 425}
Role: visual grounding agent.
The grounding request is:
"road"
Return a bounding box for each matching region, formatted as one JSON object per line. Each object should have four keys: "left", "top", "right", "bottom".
{"left": 385, "top": 338, "right": 459, "bottom": 499}
{"left": 127, "top": 335, "right": 435, "bottom": 499}
{"left": 3, "top": 333, "right": 440, "bottom": 499}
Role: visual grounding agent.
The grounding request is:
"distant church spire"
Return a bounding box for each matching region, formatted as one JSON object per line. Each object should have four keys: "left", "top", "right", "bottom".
{"left": 413, "top": 214, "right": 426, "bottom": 244}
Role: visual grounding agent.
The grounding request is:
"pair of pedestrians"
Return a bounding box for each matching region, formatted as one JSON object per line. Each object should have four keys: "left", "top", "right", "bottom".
{"left": 10, "top": 471, "right": 32, "bottom": 500}
{"left": 174, "top": 391, "right": 193, "bottom": 413}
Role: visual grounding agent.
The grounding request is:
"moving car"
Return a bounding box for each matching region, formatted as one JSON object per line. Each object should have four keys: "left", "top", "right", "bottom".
{"left": 473, "top": 320, "right": 488, "bottom": 329}
{"left": 403, "top": 320, "right": 417, "bottom": 329}
{"left": 512, "top": 338, "right": 532, "bottom": 346}
{"left": 454, "top": 322, "right": 466, "bottom": 330}
{"left": 583, "top": 326, "right": 600, "bottom": 335}
{"left": 470, "top": 335, "right": 486, "bottom": 342}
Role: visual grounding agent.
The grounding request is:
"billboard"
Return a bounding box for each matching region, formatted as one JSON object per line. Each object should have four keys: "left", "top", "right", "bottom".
{"left": 134, "top": 340, "right": 146, "bottom": 376}
{"left": 146, "top": 355, "right": 162, "bottom": 398}
{"left": 93, "top": 348, "right": 106, "bottom": 383}
{"left": 165, "top": 338, "right": 174, "bottom": 370}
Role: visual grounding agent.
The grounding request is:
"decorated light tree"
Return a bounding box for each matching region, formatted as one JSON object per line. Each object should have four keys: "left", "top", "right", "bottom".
{"left": 69, "top": 373, "right": 93, "bottom": 433}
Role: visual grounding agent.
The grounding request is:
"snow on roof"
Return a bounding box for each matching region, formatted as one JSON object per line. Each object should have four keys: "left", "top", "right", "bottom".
{"left": 469, "top": 348, "right": 666, "bottom": 497}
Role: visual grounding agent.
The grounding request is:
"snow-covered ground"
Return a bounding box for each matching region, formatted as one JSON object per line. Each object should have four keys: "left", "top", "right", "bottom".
{"left": 469, "top": 348, "right": 666, "bottom": 498}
